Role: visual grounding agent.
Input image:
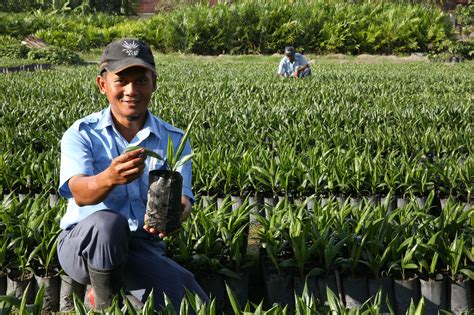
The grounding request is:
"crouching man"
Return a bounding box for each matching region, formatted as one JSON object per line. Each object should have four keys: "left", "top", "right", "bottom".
{"left": 57, "top": 38, "right": 208, "bottom": 311}
{"left": 277, "top": 46, "right": 311, "bottom": 78}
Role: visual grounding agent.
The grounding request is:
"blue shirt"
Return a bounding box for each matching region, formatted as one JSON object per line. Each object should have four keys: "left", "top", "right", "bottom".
{"left": 58, "top": 106, "right": 193, "bottom": 230}
{"left": 277, "top": 53, "right": 309, "bottom": 76}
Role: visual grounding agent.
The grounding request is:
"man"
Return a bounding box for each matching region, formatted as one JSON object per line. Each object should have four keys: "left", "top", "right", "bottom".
{"left": 57, "top": 38, "right": 208, "bottom": 311}
{"left": 277, "top": 46, "right": 311, "bottom": 78}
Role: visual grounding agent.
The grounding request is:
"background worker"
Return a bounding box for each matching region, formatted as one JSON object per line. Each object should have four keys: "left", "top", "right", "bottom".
{"left": 277, "top": 46, "right": 311, "bottom": 78}
{"left": 56, "top": 38, "right": 208, "bottom": 311}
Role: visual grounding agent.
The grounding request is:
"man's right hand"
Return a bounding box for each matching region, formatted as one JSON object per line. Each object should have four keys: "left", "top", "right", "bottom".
{"left": 106, "top": 147, "right": 147, "bottom": 185}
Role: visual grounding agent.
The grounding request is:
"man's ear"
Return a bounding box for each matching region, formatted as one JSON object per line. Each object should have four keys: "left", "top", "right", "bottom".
{"left": 96, "top": 73, "right": 106, "bottom": 94}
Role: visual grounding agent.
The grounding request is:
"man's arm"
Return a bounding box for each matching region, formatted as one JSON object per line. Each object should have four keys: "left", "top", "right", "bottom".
{"left": 292, "top": 54, "right": 310, "bottom": 77}
{"left": 68, "top": 148, "right": 146, "bottom": 206}
{"left": 295, "top": 63, "right": 310, "bottom": 76}
{"left": 277, "top": 58, "right": 288, "bottom": 77}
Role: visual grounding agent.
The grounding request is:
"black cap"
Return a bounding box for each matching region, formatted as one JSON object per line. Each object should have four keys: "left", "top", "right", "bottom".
{"left": 284, "top": 46, "right": 295, "bottom": 55}
{"left": 99, "top": 38, "right": 156, "bottom": 74}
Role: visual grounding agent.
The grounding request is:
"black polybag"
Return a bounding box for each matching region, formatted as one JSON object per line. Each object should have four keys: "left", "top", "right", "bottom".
{"left": 146, "top": 169, "right": 183, "bottom": 234}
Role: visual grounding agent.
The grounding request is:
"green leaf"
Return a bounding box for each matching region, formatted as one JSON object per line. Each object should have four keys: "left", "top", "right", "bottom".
{"left": 218, "top": 268, "right": 240, "bottom": 280}
{"left": 403, "top": 263, "right": 419, "bottom": 270}
{"left": 459, "top": 269, "right": 474, "bottom": 280}
{"left": 121, "top": 291, "right": 138, "bottom": 315}
{"left": 142, "top": 288, "right": 155, "bottom": 314}
{"left": 73, "top": 292, "right": 88, "bottom": 315}
{"left": 225, "top": 283, "right": 242, "bottom": 314}
{"left": 0, "top": 295, "right": 21, "bottom": 307}
{"left": 326, "top": 286, "right": 344, "bottom": 314}
{"left": 32, "top": 284, "right": 45, "bottom": 315}
{"left": 174, "top": 113, "right": 198, "bottom": 169}
{"left": 123, "top": 145, "right": 163, "bottom": 160}
{"left": 18, "top": 283, "right": 30, "bottom": 315}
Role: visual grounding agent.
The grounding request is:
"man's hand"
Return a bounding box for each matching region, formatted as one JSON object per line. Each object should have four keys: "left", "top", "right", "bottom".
{"left": 144, "top": 195, "right": 193, "bottom": 238}
{"left": 106, "top": 147, "right": 146, "bottom": 185}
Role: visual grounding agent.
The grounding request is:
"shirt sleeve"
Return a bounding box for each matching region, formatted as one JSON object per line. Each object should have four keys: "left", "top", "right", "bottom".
{"left": 58, "top": 127, "right": 94, "bottom": 198}
{"left": 297, "top": 54, "right": 309, "bottom": 66}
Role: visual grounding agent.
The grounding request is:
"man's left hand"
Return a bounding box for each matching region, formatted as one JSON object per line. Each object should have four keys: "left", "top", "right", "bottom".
{"left": 144, "top": 195, "right": 192, "bottom": 238}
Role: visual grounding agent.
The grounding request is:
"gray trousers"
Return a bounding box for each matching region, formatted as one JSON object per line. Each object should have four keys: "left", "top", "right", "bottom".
{"left": 298, "top": 67, "right": 311, "bottom": 77}
{"left": 57, "top": 210, "right": 208, "bottom": 310}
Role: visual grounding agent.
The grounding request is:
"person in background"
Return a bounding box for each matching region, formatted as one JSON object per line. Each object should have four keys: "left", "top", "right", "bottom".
{"left": 277, "top": 46, "right": 311, "bottom": 78}
{"left": 56, "top": 38, "right": 208, "bottom": 311}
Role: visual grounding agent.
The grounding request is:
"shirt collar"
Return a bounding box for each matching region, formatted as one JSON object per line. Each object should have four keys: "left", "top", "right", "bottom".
{"left": 96, "top": 106, "right": 114, "bottom": 130}
{"left": 96, "top": 106, "right": 161, "bottom": 140}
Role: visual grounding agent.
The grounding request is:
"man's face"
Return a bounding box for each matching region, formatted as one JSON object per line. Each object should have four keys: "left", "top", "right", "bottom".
{"left": 96, "top": 66, "right": 156, "bottom": 123}
{"left": 285, "top": 53, "right": 295, "bottom": 62}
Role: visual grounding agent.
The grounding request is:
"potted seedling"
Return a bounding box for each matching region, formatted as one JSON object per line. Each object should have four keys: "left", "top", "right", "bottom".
{"left": 287, "top": 205, "right": 321, "bottom": 300}
{"left": 215, "top": 200, "right": 256, "bottom": 311}
{"left": 316, "top": 229, "right": 346, "bottom": 307}
{"left": 19, "top": 193, "right": 62, "bottom": 312}
{"left": 124, "top": 115, "right": 196, "bottom": 235}
{"left": 193, "top": 148, "right": 221, "bottom": 207}
{"left": 436, "top": 202, "right": 474, "bottom": 313}
{"left": 7, "top": 237, "right": 35, "bottom": 305}
{"left": 3, "top": 195, "right": 37, "bottom": 304}
{"left": 417, "top": 233, "right": 448, "bottom": 314}
{"left": 301, "top": 146, "right": 332, "bottom": 209}
{"left": 340, "top": 231, "right": 369, "bottom": 309}
{"left": 388, "top": 235, "right": 422, "bottom": 314}
{"left": 360, "top": 205, "right": 397, "bottom": 313}
{"left": 257, "top": 203, "right": 295, "bottom": 310}
{"left": 0, "top": 195, "right": 16, "bottom": 296}
{"left": 444, "top": 234, "right": 473, "bottom": 313}
{"left": 251, "top": 148, "right": 284, "bottom": 210}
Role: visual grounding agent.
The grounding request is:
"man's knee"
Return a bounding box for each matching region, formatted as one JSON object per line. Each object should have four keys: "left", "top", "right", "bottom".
{"left": 77, "top": 211, "right": 130, "bottom": 270}
{"left": 91, "top": 210, "right": 129, "bottom": 238}
{"left": 299, "top": 67, "right": 311, "bottom": 77}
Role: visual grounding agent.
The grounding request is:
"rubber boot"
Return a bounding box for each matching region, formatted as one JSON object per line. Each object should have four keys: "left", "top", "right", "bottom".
{"left": 88, "top": 264, "right": 124, "bottom": 310}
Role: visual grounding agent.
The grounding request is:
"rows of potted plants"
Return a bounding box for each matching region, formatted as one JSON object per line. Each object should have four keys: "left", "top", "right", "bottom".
{"left": 0, "top": 193, "right": 63, "bottom": 311}
{"left": 0, "top": 192, "right": 472, "bottom": 313}
{"left": 194, "top": 144, "right": 472, "bottom": 209}
{"left": 0, "top": 54, "right": 472, "bottom": 313}
{"left": 1, "top": 281, "right": 431, "bottom": 315}
{"left": 1, "top": 61, "right": 472, "bottom": 206}
{"left": 256, "top": 197, "right": 473, "bottom": 314}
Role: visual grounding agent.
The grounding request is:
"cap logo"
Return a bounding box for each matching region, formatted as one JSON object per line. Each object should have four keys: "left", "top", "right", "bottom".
{"left": 121, "top": 40, "right": 140, "bottom": 57}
